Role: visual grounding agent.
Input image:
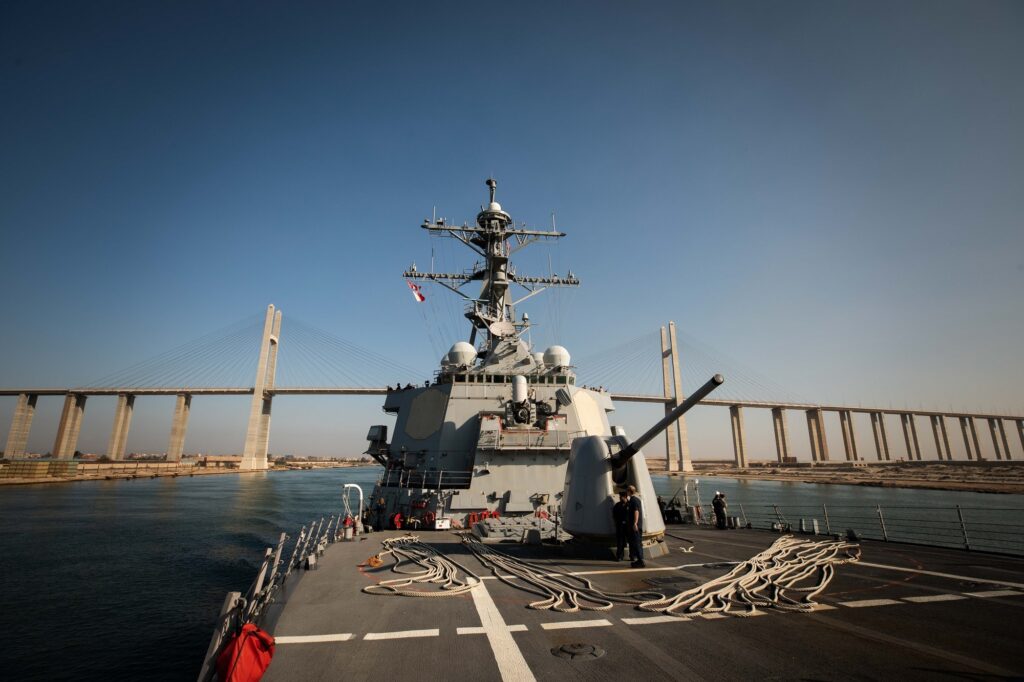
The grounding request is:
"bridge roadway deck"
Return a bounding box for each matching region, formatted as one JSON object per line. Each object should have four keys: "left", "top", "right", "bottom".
{"left": 258, "top": 527, "right": 1024, "bottom": 681}
{"left": 1, "top": 387, "right": 1021, "bottom": 421}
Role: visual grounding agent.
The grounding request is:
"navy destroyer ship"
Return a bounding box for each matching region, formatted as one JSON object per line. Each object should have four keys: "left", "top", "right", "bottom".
{"left": 198, "top": 180, "right": 1024, "bottom": 682}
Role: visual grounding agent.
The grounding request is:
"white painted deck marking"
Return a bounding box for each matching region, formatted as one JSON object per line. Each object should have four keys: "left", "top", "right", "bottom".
{"left": 469, "top": 579, "right": 536, "bottom": 682}
{"left": 540, "top": 619, "right": 613, "bottom": 630}
{"left": 903, "top": 594, "right": 967, "bottom": 603}
{"left": 275, "top": 633, "right": 354, "bottom": 644}
{"left": 364, "top": 629, "right": 439, "bottom": 640}
{"left": 699, "top": 613, "right": 727, "bottom": 620}
{"left": 810, "top": 604, "right": 837, "bottom": 611}
{"left": 622, "top": 615, "right": 688, "bottom": 625}
{"left": 964, "top": 589, "right": 1022, "bottom": 598}
{"left": 839, "top": 599, "right": 902, "bottom": 608}
{"left": 857, "top": 561, "right": 1024, "bottom": 590}
{"left": 457, "top": 624, "right": 528, "bottom": 635}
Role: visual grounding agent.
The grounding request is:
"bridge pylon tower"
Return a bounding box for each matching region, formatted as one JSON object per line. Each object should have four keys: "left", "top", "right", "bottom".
{"left": 240, "top": 304, "right": 281, "bottom": 471}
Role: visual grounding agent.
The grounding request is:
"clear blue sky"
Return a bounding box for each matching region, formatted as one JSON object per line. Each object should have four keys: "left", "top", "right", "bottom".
{"left": 1, "top": 1, "right": 1022, "bottom": 461}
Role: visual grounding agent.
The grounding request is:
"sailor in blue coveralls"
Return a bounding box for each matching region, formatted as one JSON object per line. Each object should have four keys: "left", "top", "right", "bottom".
{"left": 626, "top": 485, "right": 646, "bottom": 568}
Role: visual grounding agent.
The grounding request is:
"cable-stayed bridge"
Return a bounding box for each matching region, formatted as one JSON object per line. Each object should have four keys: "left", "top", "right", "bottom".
{"left": 2, "top": 305, "right": 1022, "bottom": 470}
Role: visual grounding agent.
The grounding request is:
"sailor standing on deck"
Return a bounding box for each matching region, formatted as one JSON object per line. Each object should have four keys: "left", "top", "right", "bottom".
{"left": 626, "top": 485, "right": 646, "bottom": 568}
{"left": 712, "top": 492, "right": 728, "bottom": 529}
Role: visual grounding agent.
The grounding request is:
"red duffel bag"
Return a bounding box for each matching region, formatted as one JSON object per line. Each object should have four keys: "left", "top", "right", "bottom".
{"left": 216, "top": 623, "right": 275, "bottom": 682}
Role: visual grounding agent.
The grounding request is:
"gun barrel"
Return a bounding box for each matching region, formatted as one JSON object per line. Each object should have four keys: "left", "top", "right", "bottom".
{"left": 611, "top": 374, "right": 724, "bottom": 468}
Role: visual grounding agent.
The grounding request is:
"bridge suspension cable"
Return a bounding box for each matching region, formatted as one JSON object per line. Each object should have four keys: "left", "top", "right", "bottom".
{"left": 575, "top": 326, "right": 806, "bottom": 404}
{"left": 83, "top": 314, "right": 264, "bottom": 388}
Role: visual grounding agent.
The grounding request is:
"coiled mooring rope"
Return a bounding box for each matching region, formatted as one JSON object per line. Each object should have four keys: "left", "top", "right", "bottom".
{"left": 365, "top": 534, "right": 860, "bottom": 617}
{"left": 637, "top": 535, "right": 861, "bottom": 617}
{"left": 362, "top": 535, "right": 481, "bottom": 598}
{"left": 462, "top": 534, "right": 665, "bottom": 613}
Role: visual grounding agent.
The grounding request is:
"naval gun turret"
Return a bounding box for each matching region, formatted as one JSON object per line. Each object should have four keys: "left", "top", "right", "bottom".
{"left": 560, "top": 374, "right": 725, "bottom": 557}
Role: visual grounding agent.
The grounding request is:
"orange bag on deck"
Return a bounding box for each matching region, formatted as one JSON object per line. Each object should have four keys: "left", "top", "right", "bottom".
{"left": 216, "top": 623, "right": 275, "bottom": 682}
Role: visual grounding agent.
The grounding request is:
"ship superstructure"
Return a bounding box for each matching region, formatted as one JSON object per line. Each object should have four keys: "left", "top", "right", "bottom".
{"left": 365, "top": 179, "right": 611, "bottom": 528}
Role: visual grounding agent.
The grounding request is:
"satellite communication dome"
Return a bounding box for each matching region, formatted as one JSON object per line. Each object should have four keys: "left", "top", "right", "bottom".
{"left": 531, "top": 352, "right": 545, "bottom": 368}
{"left": 543, "top": 345, "right": 571, "bottom": 368}
{"left": 447, "top": 342, "right": 477, "bottom": 366}
{"left": 488, "top": 201, "right": 502, "bottom": 212}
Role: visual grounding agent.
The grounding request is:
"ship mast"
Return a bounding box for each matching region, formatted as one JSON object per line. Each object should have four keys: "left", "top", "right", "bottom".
{"left": 404, "top": 178, "right": 579, "bottom": 353}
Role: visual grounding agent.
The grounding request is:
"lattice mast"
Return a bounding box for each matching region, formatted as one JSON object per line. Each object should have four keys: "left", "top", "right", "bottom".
{"left": 404, "top": 178, "right": 579, "bottom": 353}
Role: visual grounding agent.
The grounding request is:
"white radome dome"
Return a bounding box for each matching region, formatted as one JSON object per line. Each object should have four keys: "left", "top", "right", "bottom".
{"left": 531, "top": 352, "right": 545, "bottom": 368}
{"left": 447, "top": 342, "right": 477, "bottom": 366}
{"left": 543, "top": 345, "right": 571, "bottom": 368}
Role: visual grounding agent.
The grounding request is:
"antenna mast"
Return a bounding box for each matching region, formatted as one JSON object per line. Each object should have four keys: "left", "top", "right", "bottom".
{"left": 404, "top": 178, "right": 579, "bottom": 352}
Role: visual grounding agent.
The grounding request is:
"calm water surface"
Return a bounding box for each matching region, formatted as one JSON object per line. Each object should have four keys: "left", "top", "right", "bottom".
{"left": 1, "top": 467, "right": 1020, "bottom": 680}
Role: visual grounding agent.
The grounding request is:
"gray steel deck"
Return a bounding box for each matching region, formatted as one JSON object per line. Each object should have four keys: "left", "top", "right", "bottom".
{"left": 260, "top": 527, "right": 1024, "bottom": 681}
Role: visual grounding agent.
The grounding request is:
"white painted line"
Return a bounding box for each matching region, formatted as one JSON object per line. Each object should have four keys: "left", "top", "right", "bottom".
{"left": 699, "top": 613, "right": 727, "bottom": 620}
{"left": 275, "top": 633, "right": 354, "bottom": 644}
{"left": 838, "top": 599, "right": 902, "bottom": 608}
{"left": 964, "top": 589, "right": 1022, "bottom": 598}
{"left": 364, "top": 629, "right": 439, "bottom": 640}
{"left": 622, "top": 615, "right": 688, "bottom": 625}
{"left": 857, "top": 561, "right": 1024, "bottom": 590}
{"left": 469, "top": 580, "right": 536, "bottom": 682}
{"left": 540, "top": 619, "right": 613, "bottom": 630}
{"left": 810, "top": 603, "right": 837, "bottom": 611}
{"left": 458, "top": 624, "right": 528, "bottom": 635}
{"left": 903, "top": 594, "right": 967, "bottom": 603}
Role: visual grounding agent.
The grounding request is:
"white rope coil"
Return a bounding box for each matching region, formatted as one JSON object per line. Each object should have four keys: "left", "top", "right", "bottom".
{"left": 637, "top": 535, "right": 861, "bottom": 617}
{"left": 462, "top": 534, "right": 664, "bottom": 613}
{"left": 362, "top": 535, "right": 481, "bottom": 598}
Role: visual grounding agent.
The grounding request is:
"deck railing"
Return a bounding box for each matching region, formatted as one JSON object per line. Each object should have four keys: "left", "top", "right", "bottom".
{"left": 379, "top": 468, "right": 474, "bottom": 490}
{"left": 727, "top": 503, "right": 1024, "bottom": 556}
{"left": 197, "top": 515, "right": 342, "bottom": 681}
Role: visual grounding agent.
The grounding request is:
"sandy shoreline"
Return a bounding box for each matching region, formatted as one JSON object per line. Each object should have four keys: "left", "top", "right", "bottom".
{"left": 0, "top": 461, "right": 371, "bottom": 487}
{"left": 653, "top": 462, "right": 1024, "bottom": 495}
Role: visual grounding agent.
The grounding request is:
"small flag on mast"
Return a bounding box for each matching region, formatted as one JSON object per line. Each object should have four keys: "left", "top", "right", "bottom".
{"left": 406, "top": 281, "right": 426, "bottom": 302}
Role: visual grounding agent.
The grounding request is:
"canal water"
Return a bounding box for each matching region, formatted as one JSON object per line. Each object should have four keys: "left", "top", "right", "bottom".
{"left": 0, "top": 467, "right": 1020, "bottom": 681}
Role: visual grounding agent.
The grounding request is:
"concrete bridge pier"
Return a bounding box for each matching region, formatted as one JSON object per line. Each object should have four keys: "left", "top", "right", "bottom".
{"left": 959, "top": 417, "right": 983, "bottom": 461}
{"left": 870, "top": 412, "right": 890, "bottom": 461}
{"left": 771, "top": 408, "right": 791, "bottom": 463}
{"left": 930, "top": 415, "right": 952, "bottom": 461}
{"left": 106, "top": 394, "right": 135, "bottom": 460}
{"left": 53, "top": 393, "right": 87, "bottom": 459}
{"left": 167, "top": 393, "right": 191, "bottom": 461}
{"left": 729, "top": 405, "right": 747, "bottom": 468}
{"left": 659, "top": 326, "right": 680, "bottom": 472}
{"left": 241, "top": 305, "right": 281, "bottom": 471}
{"left": 900, "top": 414, "right": 922, "bottom": 460}
{"left": 986, "top": 418, "right": 1011, "bottom": 461}
{"left": 997, "top": 420, "right": 1012, "bottom": 461}
{"left": 839, "top": 410, "right": 859, "bottom": 461}
{"left": 4, "top": 392, "right": 38, "bottom": 458}
{"left": 805, "top": 408, "right": 829, "bottom": 462}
